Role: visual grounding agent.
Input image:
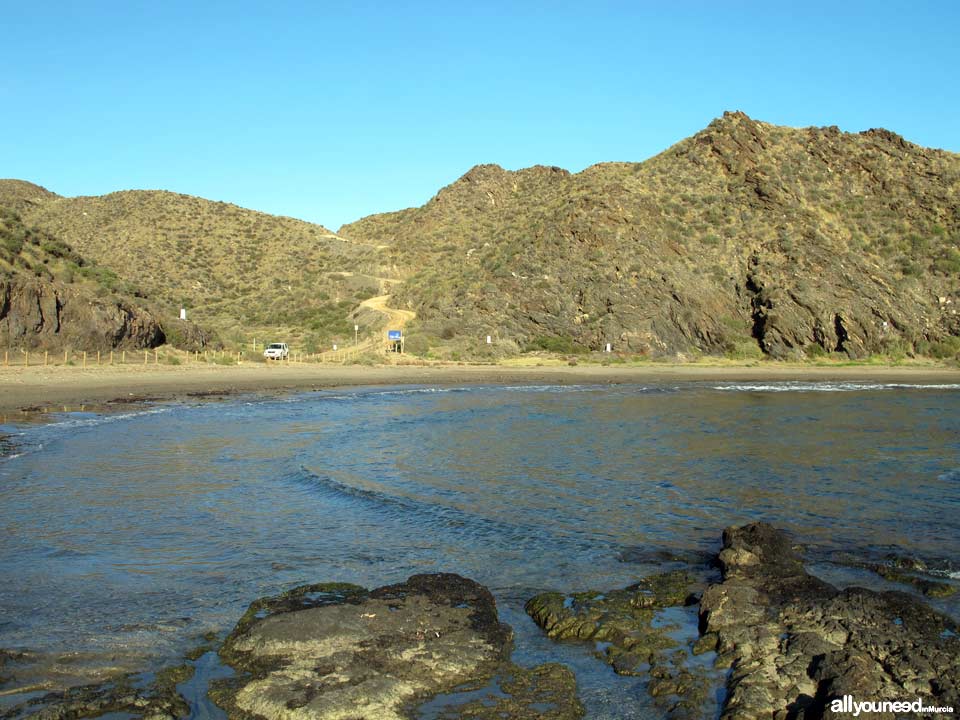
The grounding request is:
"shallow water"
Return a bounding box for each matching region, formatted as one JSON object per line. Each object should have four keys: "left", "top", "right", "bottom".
{"left": 1, "top": 382, "right": 959, "bottom": 717}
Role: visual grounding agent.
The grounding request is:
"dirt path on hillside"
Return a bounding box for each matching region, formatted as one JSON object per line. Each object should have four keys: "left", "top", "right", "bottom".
{"left": 311, "top": 294, "right": 414, "bottom": 361}
{"left": 359, "top": 294, "right": 415, "bottom": 331}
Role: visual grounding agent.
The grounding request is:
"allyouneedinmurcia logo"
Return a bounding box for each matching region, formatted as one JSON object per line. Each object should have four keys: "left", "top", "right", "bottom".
{"left": 831, "top": 695, "right": 954, "bottom": 716}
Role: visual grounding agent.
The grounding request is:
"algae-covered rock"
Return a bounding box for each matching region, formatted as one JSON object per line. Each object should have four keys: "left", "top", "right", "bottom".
{"left": 212, "top": 573, "right": 519, "bottom": 720}
{"left": 871, "top": 564, "right": 957, "bottom": 597}
{"left": 526, "top": 571, "right": 713, "bottom": 718}
{"left": 826, "top": 549, "right": 958, "bottom": 598}
{"left": 525, "top": 570, "right": 694, "bottom": 661}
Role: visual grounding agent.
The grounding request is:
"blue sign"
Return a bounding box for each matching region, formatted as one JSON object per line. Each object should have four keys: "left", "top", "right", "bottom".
{"left": 388, "top": 330, "right": 402, "bottom": 340}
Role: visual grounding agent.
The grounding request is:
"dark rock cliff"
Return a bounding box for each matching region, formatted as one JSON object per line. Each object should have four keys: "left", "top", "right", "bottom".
{"left": 0, "top": 276, "right": 164, "bottom": 351}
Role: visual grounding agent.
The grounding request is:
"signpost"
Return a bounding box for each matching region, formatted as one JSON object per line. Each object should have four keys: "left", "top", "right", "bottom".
{"left": 388, "top": 330, "right": 403, "bottom": 354}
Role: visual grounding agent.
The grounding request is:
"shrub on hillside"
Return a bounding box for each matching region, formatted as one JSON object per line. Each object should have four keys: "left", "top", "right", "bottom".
{"left": 523, "top": 334, "right": 587, "bottom": 354}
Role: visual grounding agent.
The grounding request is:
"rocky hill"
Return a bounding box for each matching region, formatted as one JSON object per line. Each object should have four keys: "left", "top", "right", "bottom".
{"left": 341, "top": 112, "right": 960, "bottom": 359}
{"left": 4, "top": 112, "right": 958, "bottom": 360}
{"left": 0, "top": 206, "right": 165, "bottom": 351}
{"left": 7, "top": 184, "right": 393, "bottom": 350}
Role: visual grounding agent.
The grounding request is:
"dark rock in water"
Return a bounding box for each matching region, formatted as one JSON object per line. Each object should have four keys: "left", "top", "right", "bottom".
{"left": 701, "top": 522, "right": 960, "bottom": 720}
{"left": 885, "top": 553, "right": 929, "bottom": 573}
{"left": 618, "top": 547, "right": 715, "bottom": 567}
{"left": 824, "top": 548, "right": 958, "bottom": 598}
{"left": 870, "top": 564, "right": 957, "bottom": 598}
{"left": 213, "top": 573, "right": 581, "bottom": 720}
{"left": 526, "top": 570, "right": 694, "bottom": 646}
{"left": 1, "top": 663, "right": 192, "bottom": 720}
{"left": 526, "top": 571, "right": 713, "bottom": 719}
{"left": 421, "top": 663, "right": 583, "bottom": 719}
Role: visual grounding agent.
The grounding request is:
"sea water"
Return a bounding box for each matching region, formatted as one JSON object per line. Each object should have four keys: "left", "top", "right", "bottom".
{"left": 1, "top": 382, "right": 958, "bottom": 717}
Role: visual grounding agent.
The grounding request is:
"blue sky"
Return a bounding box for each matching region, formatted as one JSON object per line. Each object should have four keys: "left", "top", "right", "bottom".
{"left": 2, "top": 1, "right": 958, "bottom": 229}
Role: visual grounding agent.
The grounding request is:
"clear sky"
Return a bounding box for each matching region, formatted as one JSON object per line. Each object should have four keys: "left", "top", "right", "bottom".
{"left": 2, "top": 1, "right": 958, "bottom": 230}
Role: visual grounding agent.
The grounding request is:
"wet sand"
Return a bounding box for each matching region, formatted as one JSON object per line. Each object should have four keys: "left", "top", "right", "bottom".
{"left": 1, "top": 360, "right": 958, "bottom": 415}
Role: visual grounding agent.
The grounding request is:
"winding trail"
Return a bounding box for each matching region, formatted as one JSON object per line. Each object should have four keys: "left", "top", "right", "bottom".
{"left": 359, "top": 293, "right": 415, "bottom": 332}
{"left": 316, "top": 293, "right": 415, "bottom": 361}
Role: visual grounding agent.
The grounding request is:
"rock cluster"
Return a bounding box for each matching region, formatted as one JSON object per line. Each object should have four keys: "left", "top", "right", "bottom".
{"left": 526, "top": 570, "right": 712, "bottom": 719}
{"left": 700, "top": 523, "right": 960, "bottom": 719}
{"left": 5, "top": 527, "right": 958, "bottom": 720}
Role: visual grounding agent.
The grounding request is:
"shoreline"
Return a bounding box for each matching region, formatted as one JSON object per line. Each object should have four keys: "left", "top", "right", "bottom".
{"left": 1, "top": 360, "right": 958, "bottom": 416}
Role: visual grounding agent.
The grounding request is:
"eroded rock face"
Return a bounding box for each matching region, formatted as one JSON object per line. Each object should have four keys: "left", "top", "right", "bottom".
{"left": 700, "top": 523, "right": 960, "bottom": 720}
{"left": 212, "top": 574, "right": 581, "bottom": 720}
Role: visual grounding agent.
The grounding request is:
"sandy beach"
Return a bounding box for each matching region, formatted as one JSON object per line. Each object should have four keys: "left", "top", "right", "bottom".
{"left": 1, "top": 359, "right": 958, "bottom": 416}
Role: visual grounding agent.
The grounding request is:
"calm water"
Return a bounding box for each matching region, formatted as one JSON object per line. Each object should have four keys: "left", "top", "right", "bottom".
{"left": 1, "top": 382, "right": 959, "bottom": 717}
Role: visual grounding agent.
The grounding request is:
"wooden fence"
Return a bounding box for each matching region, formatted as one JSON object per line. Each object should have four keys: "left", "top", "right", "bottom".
{"left": 2, "top": 341, "right": 392, "bottom": 368}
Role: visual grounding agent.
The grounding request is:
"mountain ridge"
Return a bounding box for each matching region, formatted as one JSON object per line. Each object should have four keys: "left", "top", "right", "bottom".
{"left": 340, "top": 111, "right": 959, "bottom": 359}
{"left": 3, "top": 111, "right": 958, "bottom": 359}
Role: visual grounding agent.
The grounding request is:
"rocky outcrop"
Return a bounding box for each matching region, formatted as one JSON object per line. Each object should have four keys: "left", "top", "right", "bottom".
{"left": 525, "top": 525, "right": 959, "bottom": 720}
{"left": 212, "top": 574, "right": 583, "bottom": 720}
{"left": 160, "top": 318, "right": 217, "bottom": 352}
{"left": 700, "top": 523, "right": 960, "bottom": 720}
{"left": 0, "top": 276, "right": 164, "bottom": 351}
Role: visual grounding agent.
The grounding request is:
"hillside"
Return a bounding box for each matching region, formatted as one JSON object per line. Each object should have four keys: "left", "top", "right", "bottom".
{"left": 10, "top": 186, "right": 395, "bottom": 350}
{"left": 4, "top": 111, "right": 958, "bottom": 360}
{"left": 340, "top": 112, "right": 960, "bottom": 359}
{"left": 0, "top": 206, "right": 164, "bottom": 351}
